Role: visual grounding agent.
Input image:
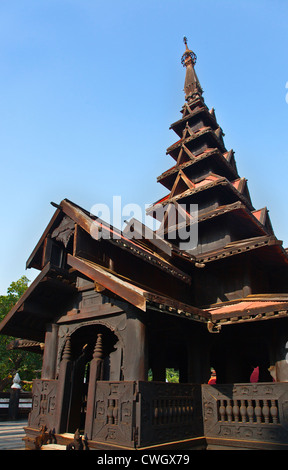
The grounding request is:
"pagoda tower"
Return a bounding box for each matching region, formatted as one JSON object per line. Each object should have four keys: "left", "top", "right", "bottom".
{"left": 147, "top": 38, "right": 288, "bottom": 308}
{"left": 2, "top": 38, "right": 288, "bottom": 450}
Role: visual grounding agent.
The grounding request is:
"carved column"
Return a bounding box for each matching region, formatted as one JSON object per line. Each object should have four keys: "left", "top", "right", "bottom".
{"left": 123, "top": 311, "right": 148, "bottom": 381}
{"left": 41, "top": 323, "right": 59, "bottom": 380}
{"left": 54, "top": 336, "right": 74, "bottom": 433}
{"left": 85, "top": 333, "right": 104, "bottom": 439}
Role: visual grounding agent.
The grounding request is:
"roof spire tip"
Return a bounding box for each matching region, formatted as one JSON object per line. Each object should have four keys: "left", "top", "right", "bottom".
{"left": 181, "top": 37, "right": 203, "bottom": 99}
{"left": 181, "top": 36, "right": 197, "bottom": 67}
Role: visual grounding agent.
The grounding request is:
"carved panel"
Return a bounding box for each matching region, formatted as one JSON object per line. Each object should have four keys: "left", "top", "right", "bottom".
{"left": 202, "top": 382, "right": 288, "bottom": 445}
{"left": 79, "top": 290, "right": 103, "bottom": 313}
{"left": 28, "top": 379, "right": 58, "bottom": 431}
{"left": 90, "top": 381, "right": 136, "bottom": 447}
{"left": 51, "top": 216, "right": 74, "bottom": 248}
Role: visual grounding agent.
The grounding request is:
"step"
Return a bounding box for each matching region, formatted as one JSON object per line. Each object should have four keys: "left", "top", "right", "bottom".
{"left": 41, "top": 443, "right": 66, "bottom": 450}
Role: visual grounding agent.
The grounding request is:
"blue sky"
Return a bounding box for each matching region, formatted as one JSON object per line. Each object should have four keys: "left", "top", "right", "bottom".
{"left": 0, "top": 0, "right": 287, "bottom": 294}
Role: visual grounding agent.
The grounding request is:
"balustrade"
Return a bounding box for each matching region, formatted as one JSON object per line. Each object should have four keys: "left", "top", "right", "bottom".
{"left": 25, "top": 380, "right": 288, "bottom": 449}
{"left": 152, "top": 397, "right": 194, "bottom": 425}
{"left": 217, "top": 398, "right": 279, "bottom": 424}
{"left": 202, "top": 382, "right": 288, "bottom": 448}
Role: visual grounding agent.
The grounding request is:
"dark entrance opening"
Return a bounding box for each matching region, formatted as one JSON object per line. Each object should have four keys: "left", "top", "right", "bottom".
{"left": 67, "top": 324, "right": 118, "bottom": 433}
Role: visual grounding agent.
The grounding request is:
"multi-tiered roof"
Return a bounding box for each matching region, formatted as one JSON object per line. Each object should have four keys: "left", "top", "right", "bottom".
{"left": 148, "top": 38, "right": 275, "bottom": 255}
{"left": 146, "top": 38, "right": 288, "bottom": 312}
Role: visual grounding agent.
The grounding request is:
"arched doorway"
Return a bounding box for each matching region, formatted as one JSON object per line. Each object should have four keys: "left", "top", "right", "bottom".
{"left": 66, "top": 324, "right": 118, "bottom": 433}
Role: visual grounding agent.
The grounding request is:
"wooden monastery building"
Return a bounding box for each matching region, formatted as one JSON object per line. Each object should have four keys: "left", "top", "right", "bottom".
{"left": 1, "top": 39, "right": 288, "bottom": 450}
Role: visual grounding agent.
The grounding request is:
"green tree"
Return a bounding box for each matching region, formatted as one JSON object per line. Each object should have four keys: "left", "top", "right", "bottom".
{"left": 0, "top": 276, "right": 42, "bottom": 391}
{"left": 166, "top": 368, "right": 179, "bottom": 383}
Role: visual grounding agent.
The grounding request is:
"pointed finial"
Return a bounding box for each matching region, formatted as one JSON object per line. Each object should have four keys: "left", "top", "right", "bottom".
{"left": 11, "top": 373, "right": 21, "bottom": 389}
{"left": 181, "top": 36, "right": 197, "bottom": 67}
{"left": 62, "top": 335, "right": 72, "bottom": 361}
{"left": 181, "top": 37, "right": 203, "bottom": 100}
{"left": 93, "top": 333, "right": 103, "bottom": 361}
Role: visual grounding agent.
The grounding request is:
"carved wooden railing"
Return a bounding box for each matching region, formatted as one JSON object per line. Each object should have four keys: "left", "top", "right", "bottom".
{"left": 0, "top": 390, "right": 32, "bottom": 420}
{"left": 27, "top": 379, "right": 288, "bottom": 449}
{"left": 202, "top": 382, "right": 288, "bottom": 448}
{"left": 136, "top": 381, "right": 203, "bottom": 447}
{"left": 87, "top": 381, "right": 203, "bottom": 448}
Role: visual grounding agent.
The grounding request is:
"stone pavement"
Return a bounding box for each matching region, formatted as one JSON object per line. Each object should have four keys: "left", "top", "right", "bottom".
{"left": 0, "top": 420, "right": 27, "bottom": 450}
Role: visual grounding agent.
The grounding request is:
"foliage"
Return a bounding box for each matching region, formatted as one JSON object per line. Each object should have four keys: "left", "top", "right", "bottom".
{"left": 0, "top": 276, "right": 42, "bottom": 391}
{"left": 166, "top": 368, "right": 179, "bottom": 383}
{"left": 148, "top": 368, "right": 180, "bottom": 383}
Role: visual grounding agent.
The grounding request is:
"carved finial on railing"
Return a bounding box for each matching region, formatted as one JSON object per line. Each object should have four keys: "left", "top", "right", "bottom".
{"left": 93, "top": 333, "right": 103, "bottom": 361}
{"left": 62, "top": 336, "right": 72, "bottom": 361}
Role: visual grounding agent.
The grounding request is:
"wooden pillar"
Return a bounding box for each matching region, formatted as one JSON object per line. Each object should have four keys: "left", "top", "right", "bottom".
{"left": 41, "top": 324, "right": 59, "bottom": 380}
{"left": 109, "top": 341, "right": 123, "bottom": 381}
{"left": 152, "top": 362, "right": 166, "bottom": 382}
{"left": 269, "top": 322, "right": 288, "bottom": 382}
{"left": 151, "top": 347, "right": 166, "bottom": 382}
{"left": 123, "top": 312, "right": 147, "bottom": 381}
{"left": 8, "top": 388, "right": 20, "bottom": 420}
{"left": 179, "top": 360, "right": 188, "bottom": 383}
{"left": 85, "top": 333, "right": 104, "bottom": 439}
{"left": 54, "top": 336, "right": 74, "bottom": 433}
{"left": 187, "top": 333, "right": 210, "bottom": 384}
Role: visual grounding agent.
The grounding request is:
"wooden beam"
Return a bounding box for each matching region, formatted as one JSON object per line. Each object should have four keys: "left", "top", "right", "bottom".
{"left": 67, "top": 254, "right": 147, "bottom": 311}
{"left": 61, "top": 199, "right": 96, "bottom": 237}
{"left": 123, "top": 218, "right": 172, "bottom": 257}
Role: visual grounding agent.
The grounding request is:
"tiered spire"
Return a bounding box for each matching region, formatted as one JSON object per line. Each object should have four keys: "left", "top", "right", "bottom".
{"left": 147, "top": 38, "right": 274, "bottom": 256}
